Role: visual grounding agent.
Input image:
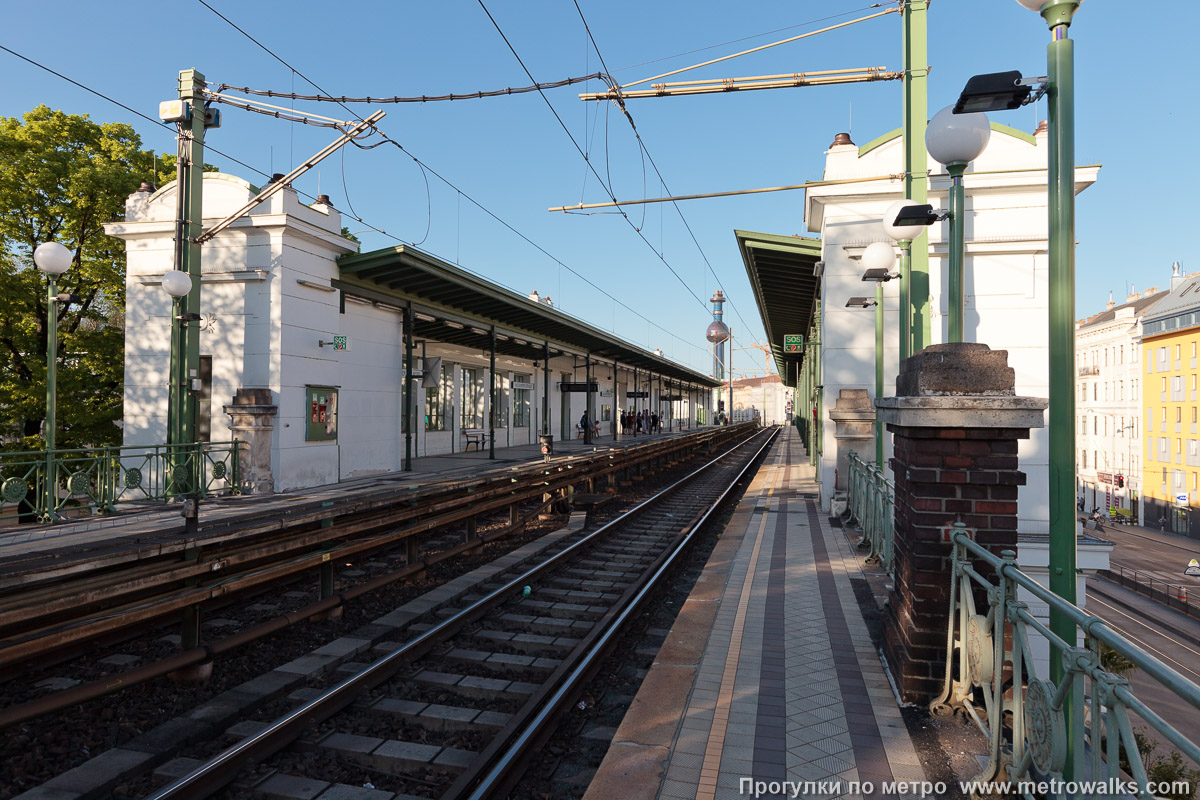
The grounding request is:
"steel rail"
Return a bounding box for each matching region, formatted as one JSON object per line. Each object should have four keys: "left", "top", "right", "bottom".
{"left": 145, "top": 427, "right": 767, "bottom": 800}
{"left": 0, "top": 495, "right": 557, "bottom": 731}
{"left": 0, "top": 428, "right": 746, "bottom": 663}
{"left": 457, "top": 427, "right": 779, "bottom": 799}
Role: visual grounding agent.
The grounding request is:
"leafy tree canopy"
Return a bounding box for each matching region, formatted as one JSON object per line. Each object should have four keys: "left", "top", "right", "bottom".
{"left": 0, "top": 105, "right": 213, "bottom": 450}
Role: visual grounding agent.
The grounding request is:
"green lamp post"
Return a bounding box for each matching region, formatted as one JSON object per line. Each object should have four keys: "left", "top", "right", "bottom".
{"left": 162, "top": 268, "right": 195, "bottom": 495}
{"left": 883, "top": 199, "right": 930, "bottom": 362}
{"left": 925, "top": 106, "right": 991, "bottom": 343}
{"left": 861, "top": 242, "right": 899, "bottom": 468}
{"left": 950, "top": 0, "right": 1083, "bottom": 775}
{"left": 34, "top": 241, "right": 72, "bottom": 521}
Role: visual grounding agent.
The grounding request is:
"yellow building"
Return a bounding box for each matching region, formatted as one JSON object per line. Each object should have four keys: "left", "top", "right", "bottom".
{"left": 1140, "top": 266, "right": 1200, "bottom": 536}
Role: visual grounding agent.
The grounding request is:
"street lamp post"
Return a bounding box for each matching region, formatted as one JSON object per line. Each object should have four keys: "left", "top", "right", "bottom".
{"left": 34, "top": 242, "right": 72, "bottom": 521}
{"left": 861, "top": 242, "right": 899, "bottom": 468}
{"left": 951, "top": 1, "right": 1083, "bottom": 774}
{"left": 925, "top": 106, "right": 991, "bottom": 343}
{"left": 162, "top": 269, "right": 196, "bottom": 498}
{"left": 883, "top": 200, "right": 930, "bottom": 362}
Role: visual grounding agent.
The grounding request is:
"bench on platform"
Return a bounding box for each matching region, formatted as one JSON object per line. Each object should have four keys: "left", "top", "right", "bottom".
{"left": 461, "top": 428, "right": 488, "bottom": 451}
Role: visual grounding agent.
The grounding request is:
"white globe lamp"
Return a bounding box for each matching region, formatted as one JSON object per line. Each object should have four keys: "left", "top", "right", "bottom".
{"left": 926, "top": 105, "right": 990, "bottom": 167}
{"left": 161, "top": 270, "right": 193, "bottom": 298}
{"left": 883, "top": 199, "right": 927, "bottom": 243}
{"left": 862, "top": 242, "right": 896, "bottom": 273}
{"left": 34, "top": 242, "right": 72, "bottom": 275}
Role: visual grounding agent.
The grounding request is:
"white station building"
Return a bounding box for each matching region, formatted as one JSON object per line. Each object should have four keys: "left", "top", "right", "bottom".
{"left": 105, "top": 173, "right": 723, "bottom": 492}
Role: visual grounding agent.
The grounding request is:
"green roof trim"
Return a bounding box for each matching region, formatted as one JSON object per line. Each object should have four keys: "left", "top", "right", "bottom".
{"left": 735, "top": 229, "right": 822, "bottom": 384}
{"left": 857, "top": 121, "right": 1036, "bottom": 158}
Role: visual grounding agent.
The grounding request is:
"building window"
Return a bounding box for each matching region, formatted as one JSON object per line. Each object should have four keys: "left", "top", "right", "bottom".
{"left": 1120, "top": 345, "right": 1124, "bottom": 364}
{"left": 1119, "top": 381, "right": 1124, "bottom": 400}
{"left": 1162, "top": 407, "right": 1167, "bottom": 423}
{"left": 1093, "top": 383, "right": 1097, "bottom": 400}
{"left": 1176, "top": 344, "right": 1182, "bottom": 360}
{"left": 1160, "top": 346, "right": 1168, "bottom": 363}
{"left": 1178, "top": 407, "right": 1183, "bottom": 424}
{"left": 1193, "top": 374, "right": 1197, "bottom": 391}
{"left": 1162, "top": 376, "right": 1168, "bottom": 392}
{"left": 461, "top": 367, "right": 484, "bottom": 429}
{"left": 492, "top": 375, "right": 509, "bottom": 429}
{"left": 1093, "top": 417, "right": 1097, "bottom": 435}
{"left": 512, "top": 372, "right": 531, "bottom": 428}
{"left": 425, "top": 364, "right": 451, "bottom": 431}
{"left": 1081, "top": 450, "right": 1087, "bottom": 468}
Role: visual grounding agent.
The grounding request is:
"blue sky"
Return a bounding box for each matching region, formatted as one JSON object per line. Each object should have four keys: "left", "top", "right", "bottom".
{"left": 3, "top": 1, "right": 1195, "bottom": 377}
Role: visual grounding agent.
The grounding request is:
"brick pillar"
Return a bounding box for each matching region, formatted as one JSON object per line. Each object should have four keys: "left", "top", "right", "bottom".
{"left": 223, "top": 388, "right": 278, "bottom": 495}
{"left": 875, "top": 343, "right": 1046, "bottom": 704}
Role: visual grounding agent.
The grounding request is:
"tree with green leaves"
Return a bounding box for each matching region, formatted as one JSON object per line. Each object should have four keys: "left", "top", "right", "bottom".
{"left": 0, "top": 106, "right": 177, "bottom": 450}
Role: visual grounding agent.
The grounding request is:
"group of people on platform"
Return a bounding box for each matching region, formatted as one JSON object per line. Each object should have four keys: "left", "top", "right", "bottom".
{"left": 577, "top": 409, "right": 666, "bottom": 438}
{"left": 621, "top": 409, "right": 663, "bottom": 435}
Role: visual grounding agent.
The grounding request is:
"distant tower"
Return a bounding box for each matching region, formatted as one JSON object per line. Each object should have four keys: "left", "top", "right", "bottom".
{"left": 705, "top": 290, "right": 730, "bottom": 379}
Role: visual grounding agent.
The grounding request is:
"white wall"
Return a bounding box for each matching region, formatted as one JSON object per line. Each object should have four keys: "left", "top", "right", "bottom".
{"left": 806, "top": 126, "right": 1100, "bottom": 538}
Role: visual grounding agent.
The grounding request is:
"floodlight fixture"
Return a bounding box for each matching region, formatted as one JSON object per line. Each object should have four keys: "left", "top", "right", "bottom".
{"left": 845, "top": 297, "right": 877, "bottom": 308}
{"left": 861, "top": 268, "right": 899, "bottom": 282}
{"left": 893, "top": 204, "right": 949, "bottom": 228}
{"left": 953, "top": 70, "right": 1045, "bottom": 115}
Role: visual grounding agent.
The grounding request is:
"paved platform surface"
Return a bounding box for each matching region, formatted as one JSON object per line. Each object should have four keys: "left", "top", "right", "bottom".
{"left": 586, "top": 427, "right": 925, "bottom": 800}
{"left": 0, "top": 425, "right": 707, "bottom": 563}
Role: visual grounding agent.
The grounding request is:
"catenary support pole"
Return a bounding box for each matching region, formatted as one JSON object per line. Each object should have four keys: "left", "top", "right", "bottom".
{"left": 902, "top": 1, "right": 930, "bottom": 351}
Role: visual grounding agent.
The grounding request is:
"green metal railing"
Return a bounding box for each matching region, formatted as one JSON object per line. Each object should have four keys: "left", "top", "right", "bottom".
{"left": 933, "top": 523, "right": 1200, "bottom": 798}
{"left": 0, "top": 441, "right": 242, "bottom": 522}
{"left": 846, "top": 450, "right": 894, "bottom": 574}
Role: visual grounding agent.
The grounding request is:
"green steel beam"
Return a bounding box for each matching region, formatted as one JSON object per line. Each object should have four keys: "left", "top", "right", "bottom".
{"left": 903, "top": 0, "right": 930, "bottom": 351}
{"left": 169, "top": 68, "right": 207, "bottom": 451}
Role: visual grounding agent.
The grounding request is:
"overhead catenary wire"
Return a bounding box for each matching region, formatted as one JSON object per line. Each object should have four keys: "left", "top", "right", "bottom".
{"left": 571, "top": 1, "right": 761, "bottom": 346}
{"left": 611, "top": 2, "right": 896, "bottom": 73}
{"left": 192, "top": 0, "right": 709, "bottom": 360}
{"left": 474, "top": 0, "right": 711, "bottom": 314}
{"left": 210, "top": 72, "right": 618, "bottom": 104}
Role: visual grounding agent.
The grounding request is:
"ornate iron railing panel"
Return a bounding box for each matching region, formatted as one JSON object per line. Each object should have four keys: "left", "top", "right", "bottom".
{"left": 845, "top": 450, "right": 895, "bottom": 574}
{"left": 933, "top": 523, "right": 1200, "bottom": 798}
{"left": 0, "top": 441, "right": 242, "bottom": 522}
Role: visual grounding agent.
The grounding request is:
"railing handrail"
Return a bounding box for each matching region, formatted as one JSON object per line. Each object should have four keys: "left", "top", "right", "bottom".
{"left": 949, "top": 524, "right": 1200, "bottom": 717}
{"left": 0, "top": 440, "right": 241, "bottom": 460}
{"left": 939, "top": 523, "right": 1200, "bottom": 794}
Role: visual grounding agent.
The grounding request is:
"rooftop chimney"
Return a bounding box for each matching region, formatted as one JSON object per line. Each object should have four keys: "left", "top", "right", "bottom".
{"left": 1126, "top": 283, "right": 1139, "bottom": 303}
{"left": 1144, "top": 286, "right": 1160, "bottom": 298}
{"left": 1171, "top": 261, "right": 1185, "bottom": 291}
{"left": 1106, "top": 291, "right": 1114, "bottom": 311}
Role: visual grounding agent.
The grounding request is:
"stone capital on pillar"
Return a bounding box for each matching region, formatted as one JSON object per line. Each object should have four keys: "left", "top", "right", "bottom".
{"left": 223, "top": 387, "right": 278, "bottom": 495}
{"left": 877, "top": 343, "right": 1047, "bottom": 703}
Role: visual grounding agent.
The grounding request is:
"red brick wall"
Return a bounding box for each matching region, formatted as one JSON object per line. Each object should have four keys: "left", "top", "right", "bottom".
{"left": 883, "top": 424, "right": 1028, "bottom": 703}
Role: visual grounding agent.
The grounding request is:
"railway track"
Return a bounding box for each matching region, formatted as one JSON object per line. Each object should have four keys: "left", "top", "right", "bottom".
{"left": 146, "top": 426, "right": 777, "bottom": 800}
{"left": 0, "top": 427, "right": 749, "bottom": 730}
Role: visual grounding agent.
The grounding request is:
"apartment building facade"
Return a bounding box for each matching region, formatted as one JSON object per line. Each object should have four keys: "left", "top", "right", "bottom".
{"left": 1139, "top": 264, "right": 1200, "bottom": 537}
{"left": 1075, "top": 286, "right": 1167, "bottom": 522}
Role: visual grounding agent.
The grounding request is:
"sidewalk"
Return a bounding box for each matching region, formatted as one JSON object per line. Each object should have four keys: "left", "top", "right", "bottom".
{"left": 586, "top": 427, "right": 925, "bottom": 800}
